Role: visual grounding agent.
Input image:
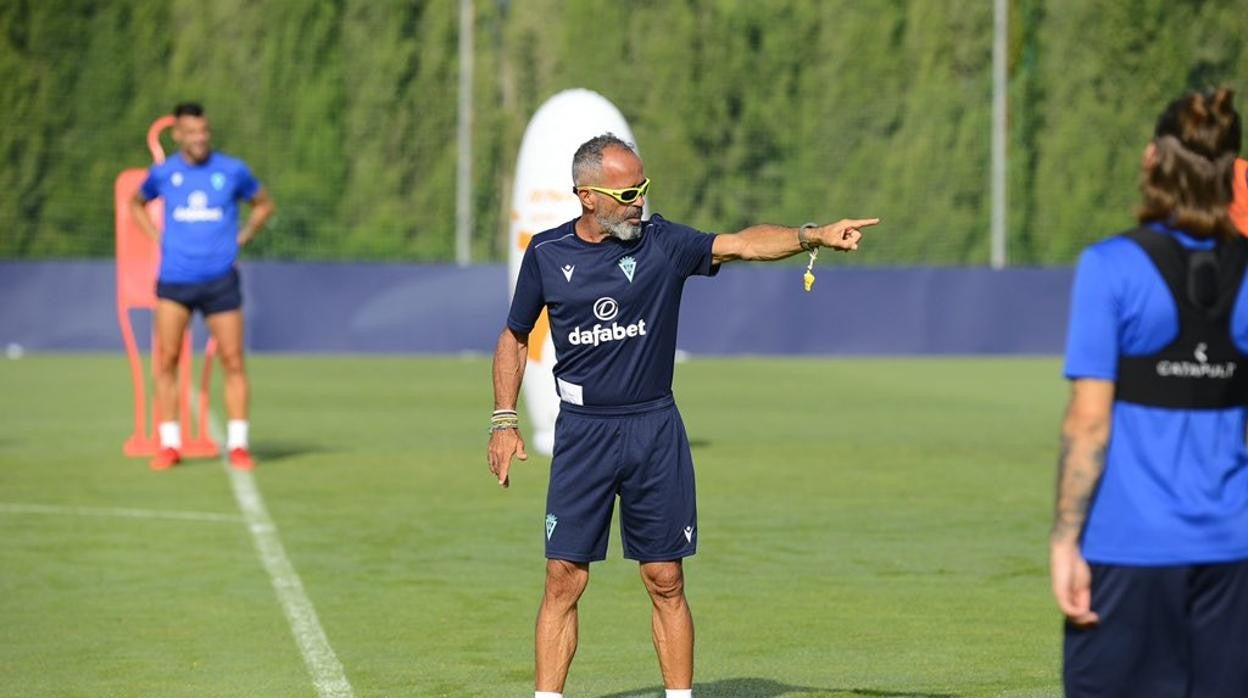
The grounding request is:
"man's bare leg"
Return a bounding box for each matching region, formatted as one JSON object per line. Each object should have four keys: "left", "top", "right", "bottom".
{"left": 154, "top": 300, "right": 193, "bottom": 422}
{"left": 148, "top": 300, "right": 193, "bottom": 468}
{"left": 205, "top": 308, "right": 253, "bottom": 467}
{"left": 204, "top": 309, "right": 248, "bottom": 421}
{"left": 535, "top": 559, "right": 590, "bottom": 693}
{"left": 640, "top": 560, "right": 693, "bottom": 691}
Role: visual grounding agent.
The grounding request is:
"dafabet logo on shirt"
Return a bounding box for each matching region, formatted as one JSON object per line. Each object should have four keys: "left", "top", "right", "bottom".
{"left": 567, "top": 297, "right": 648, "bottom": 348}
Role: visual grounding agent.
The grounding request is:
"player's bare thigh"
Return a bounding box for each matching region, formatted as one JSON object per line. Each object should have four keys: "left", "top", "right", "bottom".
{"left": 204, "top": 309, "right": 246, "bottom": 371}
{"left": 154, "top": 299, "right": 193, "bottom": 367}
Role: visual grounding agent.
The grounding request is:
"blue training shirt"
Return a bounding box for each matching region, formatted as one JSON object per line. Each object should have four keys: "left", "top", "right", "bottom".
{"left": 508, "top": 214, "right": 718, "bottom": 408}
{"left": 1064, "top": 222, "right": 1248, "bottom": 565}
{"left": 139, "top": 151, "right": 260, "bottom": 283}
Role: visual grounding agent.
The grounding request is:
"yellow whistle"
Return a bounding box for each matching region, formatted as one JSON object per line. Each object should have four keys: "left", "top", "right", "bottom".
{"left": 803, "top": 270, "right": 815, "bottom": 292}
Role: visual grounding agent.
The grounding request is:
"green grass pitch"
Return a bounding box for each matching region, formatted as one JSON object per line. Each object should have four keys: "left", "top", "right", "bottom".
{"left": 0, "top": 355, "right": 1067, "bottom": 697}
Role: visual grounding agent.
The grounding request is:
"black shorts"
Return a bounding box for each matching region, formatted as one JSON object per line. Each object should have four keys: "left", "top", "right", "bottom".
{"left": 543, "top": 395, "right": 697, "bottom": 563}
{"left": 1064, "top": 559, "right": 1248, "bottom": 698}
{"left": 155, "top": 268, "right": 242, "bottom": 316}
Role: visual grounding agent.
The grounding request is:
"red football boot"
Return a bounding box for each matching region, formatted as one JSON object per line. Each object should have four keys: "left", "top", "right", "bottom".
{"left": 228, "top": 447, "right": 255, "bottom": 471}
{"left": 150, "top": 447, "right": 181, "bottom": 471}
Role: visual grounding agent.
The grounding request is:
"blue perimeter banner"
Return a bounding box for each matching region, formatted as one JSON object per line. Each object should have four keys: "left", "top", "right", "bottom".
{"left": 0, "top": 261, "right": 1072, "bottom": 355}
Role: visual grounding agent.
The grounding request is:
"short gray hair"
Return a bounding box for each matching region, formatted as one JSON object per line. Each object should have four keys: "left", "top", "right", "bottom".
{"left": 572, "top": 133, "right": 637, "bottom": 187}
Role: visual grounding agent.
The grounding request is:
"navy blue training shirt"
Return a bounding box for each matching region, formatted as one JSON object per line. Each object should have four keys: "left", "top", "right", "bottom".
{"left": 507, "top": 214, "right": 718, "bottom": 408}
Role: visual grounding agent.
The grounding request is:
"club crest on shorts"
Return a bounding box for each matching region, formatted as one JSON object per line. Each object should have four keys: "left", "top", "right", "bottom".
{"left": 618, "top": 256, "right": 636, "bottom": 283}
{"left": 545, "top": 513, "right": 558, "bottom": 540}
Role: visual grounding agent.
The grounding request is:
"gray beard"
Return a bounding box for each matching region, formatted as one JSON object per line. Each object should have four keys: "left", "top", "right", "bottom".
{"left": 598, "top": 213, "right": 642, "bottom": 241}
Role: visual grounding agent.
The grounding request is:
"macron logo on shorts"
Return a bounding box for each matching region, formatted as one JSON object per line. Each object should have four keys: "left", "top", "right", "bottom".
{"left": 684, "top": 526, "right": 694, "bottom": 543}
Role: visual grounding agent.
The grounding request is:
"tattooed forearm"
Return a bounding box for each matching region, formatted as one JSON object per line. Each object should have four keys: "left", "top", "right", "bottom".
{"left": 1051, "top": 433, "right": 1108, "bottom": 543}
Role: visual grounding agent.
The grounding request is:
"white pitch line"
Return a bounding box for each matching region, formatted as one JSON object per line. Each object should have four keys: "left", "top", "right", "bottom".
{"left": 209, "top": 415, "right": 354, "bottom": 698}
{"left": 0, "top": 502, "right": 243, "bottom": 524}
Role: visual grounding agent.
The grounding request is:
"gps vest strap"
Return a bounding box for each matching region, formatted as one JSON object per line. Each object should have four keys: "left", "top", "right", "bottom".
{"left": 1114, "top": 227, "right": 1248, "bottom": 409}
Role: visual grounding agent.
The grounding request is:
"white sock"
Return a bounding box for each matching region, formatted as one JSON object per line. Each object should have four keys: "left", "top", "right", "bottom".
{"left": 227, "top": 420, "right": 249, "bottom": 450}
{"left": 159, "top": 421, "right": 182, "bottom": 449}
{"left": 535, "top": 693, "right": 562, "bottom": 698}
{"left": 666, "top": 690, "right": 692, "bottom": 698}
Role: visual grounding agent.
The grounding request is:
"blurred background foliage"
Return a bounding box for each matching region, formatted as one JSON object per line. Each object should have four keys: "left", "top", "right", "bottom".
{"left": 2, "top": 0, "right": 1246, "bottom": 264}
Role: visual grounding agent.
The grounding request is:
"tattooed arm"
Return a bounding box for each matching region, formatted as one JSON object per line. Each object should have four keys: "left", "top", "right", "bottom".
{"left": 1049, "top": 378, "right": 1114, "bottom": 627}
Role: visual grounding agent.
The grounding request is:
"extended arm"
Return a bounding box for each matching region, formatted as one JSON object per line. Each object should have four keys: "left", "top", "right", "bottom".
{"left": 238, "top": 187, "right": 275, "bottom": 246}
{"left": 487, "top": 328, "right": 530, "bottom": 488}
{"left": 130, "top": 191, "right": 161, "bottom": 243}
{"left": 711, "top": 218, "right": 879, "bottom": 264}
{"left": 1049, "top": 378, "right": 1113, "bottom": 627}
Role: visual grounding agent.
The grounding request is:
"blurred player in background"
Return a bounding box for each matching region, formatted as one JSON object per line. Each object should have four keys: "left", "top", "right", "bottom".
{"left": 488, "top": 133, "right": 877, "bottom": 698}
{"left": 1053, "top": 88, "right": 1248, "bottom": 697}
{"left": 129, "top": 102, "right": 274, "bottom": 471}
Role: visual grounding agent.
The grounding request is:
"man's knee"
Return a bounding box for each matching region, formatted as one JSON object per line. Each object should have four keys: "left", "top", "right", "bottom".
{"left": 213, "top": 337, "right": 246, "bottom": 374}
{"left": 153, "top": 347, "right": 181, "bottom": 375}
{"left": 640, "top": 562, "right": 685, "bottom": 603}
{"left": 218, "top": 350, "right": 246, "bottom": 375}
{"left": 544, "top": 559, "right": 589, "bottom": 605}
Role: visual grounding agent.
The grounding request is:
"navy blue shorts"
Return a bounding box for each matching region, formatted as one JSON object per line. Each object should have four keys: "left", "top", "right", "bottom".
{"left": 1064, "top": 559, "right": 1248, "bottom": 698}
{"left": 543, "top": 395, "right": 697, "bottom": 563}
{"left": 156, "top": 268, "right": 242, "bottom": 316}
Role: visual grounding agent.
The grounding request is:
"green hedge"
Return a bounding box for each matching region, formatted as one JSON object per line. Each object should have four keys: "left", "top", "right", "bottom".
{"left": 2, "top": 0, "right": 1245, "bottom": 264}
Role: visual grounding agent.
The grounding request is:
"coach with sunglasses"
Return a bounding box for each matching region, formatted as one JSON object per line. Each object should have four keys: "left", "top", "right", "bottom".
{"left": 487, "top": 133, "right": 877, "bottom": 698}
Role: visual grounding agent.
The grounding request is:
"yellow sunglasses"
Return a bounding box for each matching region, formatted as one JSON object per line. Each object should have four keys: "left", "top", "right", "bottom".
{"left": 575, "top": 178, "right": 650, "bottom": 205}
